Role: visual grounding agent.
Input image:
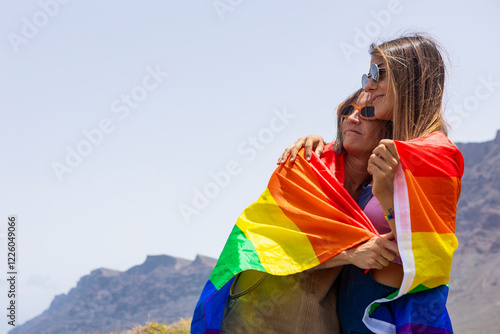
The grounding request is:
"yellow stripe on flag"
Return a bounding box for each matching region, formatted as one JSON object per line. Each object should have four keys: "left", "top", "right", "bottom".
{"left": 409, "top": 232, "right": 458, "bottom": 290}
{"left": 236, "top": 188, "right": 320, "bottom": 275}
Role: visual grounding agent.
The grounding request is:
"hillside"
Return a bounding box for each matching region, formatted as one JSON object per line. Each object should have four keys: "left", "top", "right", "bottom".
{"left": 10, "top": 255, "right": 216, "bottom": 334}
{"left": 447, "top": 130, "right": 500, "bottom": 333}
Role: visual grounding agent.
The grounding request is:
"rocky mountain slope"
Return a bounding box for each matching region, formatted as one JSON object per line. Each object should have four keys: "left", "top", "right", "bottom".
{"left": 10, "top": 255, "right": 216, "bottom": 334}
{"left": 447, "top": 130, "right": 500, "bottom": 333}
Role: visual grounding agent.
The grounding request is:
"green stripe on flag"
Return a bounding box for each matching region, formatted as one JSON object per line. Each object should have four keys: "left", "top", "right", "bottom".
{"left": 209, "top": 224, "right": 266, "bottom": 289}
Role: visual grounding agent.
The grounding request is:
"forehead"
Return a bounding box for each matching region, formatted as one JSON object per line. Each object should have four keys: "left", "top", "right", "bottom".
{"left": 370, "top": 54, "right": 385, "bottom": 67}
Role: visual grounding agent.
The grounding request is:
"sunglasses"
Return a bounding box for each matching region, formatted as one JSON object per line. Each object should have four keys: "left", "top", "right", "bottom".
{"left": 361, "top": 63, "right": 386, "bottom": 88}
{"left": 337, "top": 103, "right": 377, "bottom": 120}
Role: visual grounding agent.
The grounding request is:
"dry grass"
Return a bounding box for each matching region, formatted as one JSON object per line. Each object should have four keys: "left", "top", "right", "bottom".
{"left": 102, "top": 318, "right": 191, "bottom": 334}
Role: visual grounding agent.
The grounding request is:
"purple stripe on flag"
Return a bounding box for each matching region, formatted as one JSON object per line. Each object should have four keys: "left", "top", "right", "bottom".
{"left": 397, "top": 322, "right": 453, "bottom": 334}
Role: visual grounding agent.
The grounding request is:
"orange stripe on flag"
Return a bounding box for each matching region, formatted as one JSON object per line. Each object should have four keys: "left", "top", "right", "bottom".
{"left": 404, "top": 171, "right": 461, "bottom": 233}
{"left": 268, "top": 154, "right": 373, "bottom": 262}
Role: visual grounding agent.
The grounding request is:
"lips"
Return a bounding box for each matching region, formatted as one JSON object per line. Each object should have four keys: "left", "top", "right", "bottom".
{"left": 344, "top": 129, "right": 361, "bottom": 135}
{"left": 372, "top": 94, "right": 383, "bottom": 103}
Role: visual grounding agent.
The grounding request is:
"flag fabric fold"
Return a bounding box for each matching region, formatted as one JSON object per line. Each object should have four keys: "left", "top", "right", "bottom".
{"left": 363, "top": 133, "right": 463, "bottom": 333}
{"left": 191, "top": 132, "right": 464, "bottom": 334}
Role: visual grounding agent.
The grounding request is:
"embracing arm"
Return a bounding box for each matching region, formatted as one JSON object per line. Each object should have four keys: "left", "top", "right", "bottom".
{"left": 314, "top": 232, "right": 399, "bottom": 270}
{"left": 277, "top": 135, "right": 326, "bottom": 165}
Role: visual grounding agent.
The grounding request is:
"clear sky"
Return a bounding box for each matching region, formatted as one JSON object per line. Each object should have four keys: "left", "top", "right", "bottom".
{"left": 1, "top": 0, "right": 499, "bottom": 329}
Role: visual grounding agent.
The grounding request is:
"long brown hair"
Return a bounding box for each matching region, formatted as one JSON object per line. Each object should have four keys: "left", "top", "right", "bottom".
{"left": 370, "top": 33, "right": 448, "bottom": 141}
{"left": 333, "top": 88, "right": 393, "bottom": 153}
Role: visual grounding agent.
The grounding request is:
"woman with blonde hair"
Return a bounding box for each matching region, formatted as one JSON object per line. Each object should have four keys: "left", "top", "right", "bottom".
{"left": 279, "top": 33, "right": 463, "bottom": 333}
{"left": 279, "top": 34, "right": 449, "bottom": 160}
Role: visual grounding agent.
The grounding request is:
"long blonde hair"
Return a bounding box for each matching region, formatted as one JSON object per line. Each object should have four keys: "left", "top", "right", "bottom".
{"left": 370, "top": 34, "right": 448, "bottom": 141}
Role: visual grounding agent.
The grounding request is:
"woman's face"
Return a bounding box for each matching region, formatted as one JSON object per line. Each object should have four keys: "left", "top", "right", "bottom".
{"left": 364, "top": 55, "right": 394, "bottom": 121}
{"left": 342, "top": 92, "right": 384, "bottom": 156}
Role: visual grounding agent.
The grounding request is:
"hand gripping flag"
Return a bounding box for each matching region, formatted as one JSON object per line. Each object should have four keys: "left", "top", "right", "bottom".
{"left": 191, "top": 132, "right": 464, "bottom": 334}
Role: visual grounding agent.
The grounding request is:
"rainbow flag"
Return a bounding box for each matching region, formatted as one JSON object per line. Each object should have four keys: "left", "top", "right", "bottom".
{"left": 191, "top": 132, "right": 464, "bottom": 334}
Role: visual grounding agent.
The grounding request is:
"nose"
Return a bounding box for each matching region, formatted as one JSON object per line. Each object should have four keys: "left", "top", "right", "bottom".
{"left": 364, "top": 77, "right": 376, "bottom": 92}
{"left": 346, "top": 109, "right": 361, "bottom": 123}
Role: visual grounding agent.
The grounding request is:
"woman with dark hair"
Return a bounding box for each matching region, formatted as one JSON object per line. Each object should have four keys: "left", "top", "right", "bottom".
{"left": 219, "top": 89, "right": 396, "bottom": 334}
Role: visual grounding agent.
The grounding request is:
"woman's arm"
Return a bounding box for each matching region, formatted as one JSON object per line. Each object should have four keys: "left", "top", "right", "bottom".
{"left": 277, "top": 135, "right": 326, "bottom": 165}
{"left": 367, "top": 139, "right": 400, "bottom": 239}
{"left": 313, "top": 232, "right": 399, "bottom": 270}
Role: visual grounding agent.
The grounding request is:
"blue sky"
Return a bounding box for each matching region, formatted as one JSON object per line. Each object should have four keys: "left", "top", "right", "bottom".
{"left": 1, "top": 0, "right": 499, "bottom": 329}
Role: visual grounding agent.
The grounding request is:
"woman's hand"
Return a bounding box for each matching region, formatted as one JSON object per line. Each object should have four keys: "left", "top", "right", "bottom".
{"left": 344, "top": 233, "right": 399, "bottom": 270}
{"left": 367, "top": 139, "right": 400, "bottom": 201}
{"left": 277, "top": 135, "right": 326, "bottom": 165}
{"left": 312, "top": 232, "right": 398, "bottom": 270}
{"left": 368, "top": 139, "right": 400, "bottom": 239}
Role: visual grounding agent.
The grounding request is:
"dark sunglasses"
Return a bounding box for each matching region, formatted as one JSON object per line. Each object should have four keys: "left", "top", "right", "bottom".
{"left": 361, "top": 63, "right": 386, "bottom": 88}
{"left": 337, "top": 103, "right": 377, "bottom": 120}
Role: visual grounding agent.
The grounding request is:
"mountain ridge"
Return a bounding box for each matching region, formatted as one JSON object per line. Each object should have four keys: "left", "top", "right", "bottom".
{"left": 447, "top": 130, "right": 500, "bottom": 333}
{"left": 10, "top": 255, "right": 217, "bottom": 334}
